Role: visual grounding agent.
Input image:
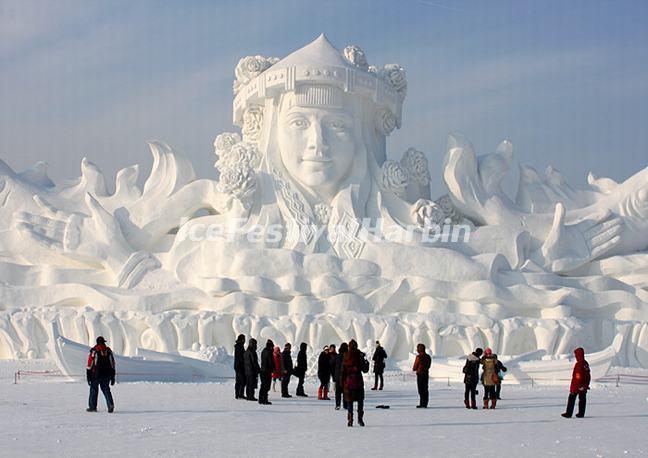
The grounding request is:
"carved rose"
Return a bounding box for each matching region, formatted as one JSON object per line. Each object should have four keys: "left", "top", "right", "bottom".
{"left": 213, "top": 132, "right": 242, "bottom": 158}
{"left": 436, "top": 194, "right": 462, "bottom": 223}
{"left": 217, "top": 163, "right": 257, "bottom": 204}
{"left": 382, "top": 64, "right": 407, "bottom": 95}
{"left": 401, "top": 148, "right": 430, "bottom": 185}
{"left": 242, "top": 106, "right": 263, "bottom": 143}
{"left": 343, "top": 45, "right": 368, "bottom": 70}
{"left": 234, "top": 55, "right": 280, "bottom": 86}
{"left": 313, "top": 203, "right": 331, "bottom": 225}
{"left": 375, "top": 108, "right": 397, "bottom": 136}
{"left": 412, "top": 199, "right": 446, "bottom": 228}
{"left": 216, "top": 141, "right": 260, "bottom": 172}
{"left": 381, "top": 160, "right": 409, "bottom": 198}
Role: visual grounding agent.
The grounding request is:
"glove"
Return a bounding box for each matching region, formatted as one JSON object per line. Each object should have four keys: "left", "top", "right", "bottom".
{"left": 110, "top": 378, "right": 115, "bottom": 386}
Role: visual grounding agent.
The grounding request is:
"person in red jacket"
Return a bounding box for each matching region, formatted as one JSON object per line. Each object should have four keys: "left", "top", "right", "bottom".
{"left": 271, "top": 346, "right": 283, "bottom": 392}
{"left": 86, "top": 336, "right": 116, "bottom": 413}
{"left": 561, "top": 347, "right": 591, "bottom": 418}
{"left": 412, "top": 343, "right": 432, "bottom": 408}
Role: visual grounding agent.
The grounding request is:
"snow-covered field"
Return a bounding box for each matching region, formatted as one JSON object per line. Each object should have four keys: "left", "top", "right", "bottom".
{"left": 1, "top": 360, "right": 648, "bottom": 457}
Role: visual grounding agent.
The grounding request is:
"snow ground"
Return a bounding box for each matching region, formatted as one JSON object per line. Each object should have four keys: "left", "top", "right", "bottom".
{"left": 1, "top": 360, "right": 648, "bottom": 457}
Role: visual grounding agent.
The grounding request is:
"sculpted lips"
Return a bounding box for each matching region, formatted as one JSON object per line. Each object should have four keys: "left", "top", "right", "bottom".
{"left": 301, "top": 157, "right": 333, "bottom": 165}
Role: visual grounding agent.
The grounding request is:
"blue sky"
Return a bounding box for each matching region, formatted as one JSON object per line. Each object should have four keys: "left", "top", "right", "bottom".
{"left": 1, "top": 0, "right": 647, "bottom": 197}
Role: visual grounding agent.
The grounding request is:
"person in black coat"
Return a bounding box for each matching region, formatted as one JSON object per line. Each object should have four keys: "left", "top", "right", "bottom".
{"left": 234, "top": 334, "right": 246, "bottom": 399}
{"left": 86, "top": 336, "right": 116, "bottom": 413}
{"left": 259, "top": 339, "right": 274, "bottom": 405}
{"left": 371, "top": 341, "right": 388, "bottom": 390}
{"left": 333, "top": 342, "right": 348, "bottom": 410}
{"left": 495, "top": 358, "right": 507, "bottom": 399}
{"left": 317, "top": 346, "right": 331, "bottom": 400}
{"left": 243, "top": 338, "right": 260, "bottom": 401}
{"left": 281, "top": 343, "right": 294, "bottom": 398}
{"left": 295, "top": 342, "right": 308, "bottom": 397}
{"left": 462, "top": 347, "right": 483, "bottom": 409}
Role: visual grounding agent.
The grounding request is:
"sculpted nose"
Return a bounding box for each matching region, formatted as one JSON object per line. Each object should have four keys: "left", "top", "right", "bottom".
{"left": 307, "top": 122, "right": 329, "bottom": 156}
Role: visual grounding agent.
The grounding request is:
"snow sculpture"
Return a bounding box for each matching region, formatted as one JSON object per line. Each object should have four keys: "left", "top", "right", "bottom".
{"left": 1, "top": 34, "right": 647, "bottom": 369}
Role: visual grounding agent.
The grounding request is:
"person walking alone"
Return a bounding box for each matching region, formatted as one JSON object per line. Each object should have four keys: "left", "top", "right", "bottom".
{"left": 341, "top": 339, "right": 369, "bottom": 427}
{"left": 234, "top": 334, "right": 246, "bottom": 399}
{"left": 561, "top": 347, "right": 591, "bottom": 418}
{"left": 86, "top": 336, "right": 115, "bottom": 413}
{"left": 412, "top": 343, "right": 431, "bottom": 408}
{"left": 281, "top": 343, "right": 294, "bottom": 398}
{"left": 259, "top": 339, "right": 274, "bottom": 405}
{"left": 244, "top": 338, "right": 260, "bottom": 401}
{"left": 295, "top": 342, "right": 308, "bottom": 397}
{"left": 371, "top": 341, "right": 387, "bottom": 390}
{"left": 462, "top": 347, "right": 483, "bottom": 409}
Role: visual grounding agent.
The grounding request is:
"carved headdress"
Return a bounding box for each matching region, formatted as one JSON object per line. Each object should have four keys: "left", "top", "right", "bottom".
{"left": 232, "top": 33, "right": 406, "bottom": 139}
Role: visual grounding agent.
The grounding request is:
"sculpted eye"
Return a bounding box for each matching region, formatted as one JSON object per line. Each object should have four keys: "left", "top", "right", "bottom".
{"left": 329, "top": 120, "right": 348, "bottom": 132}
{"left": 288, "top": 118, "right": 309, "bottom": 129}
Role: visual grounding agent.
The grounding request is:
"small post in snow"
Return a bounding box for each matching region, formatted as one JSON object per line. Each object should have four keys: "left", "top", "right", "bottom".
{"left": 447, "top": 377, "right": 450, "bottom": 387}
{"left": 616, "top": 374, "right": 620, "bottom": 387}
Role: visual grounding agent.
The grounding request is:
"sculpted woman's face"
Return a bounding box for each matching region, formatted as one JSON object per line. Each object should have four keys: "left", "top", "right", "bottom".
{"left": 277, "top": 92, "right": 356, "bottom": 196}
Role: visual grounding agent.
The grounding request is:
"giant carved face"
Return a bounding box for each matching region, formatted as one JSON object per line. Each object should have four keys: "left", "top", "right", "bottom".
{"left": 277, "top": 86, "right": 356, "bottom": 195}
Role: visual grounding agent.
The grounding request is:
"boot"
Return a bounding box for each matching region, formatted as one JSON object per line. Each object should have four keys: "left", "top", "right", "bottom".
{"left": 323, "top": 388, "right": 331, "bottom": 400}
{"left": 318, "top": 387, "right": 323, "bottom": 400}
{"left": 347, "top": 412, "right": 353, "bottom": 427}
{"left": 471, "top": 400, "right": 477, "bottom": 410}
{"left": 371, "top": 385, "right": 377, "bottom": 390}
{"left": 107, "top": 405, "right": 114, "bottom": 413}
{"left": 464, "top": 399, "right": 470, "bottom": 409}
{"left": 358, "top": 411, "right": 365, "bottom": 427}
{"left": 483, "top": 399, "right": 489, "bottom": 409}
{"left": 490, "top": 399, "right": 497, "bottom": 409}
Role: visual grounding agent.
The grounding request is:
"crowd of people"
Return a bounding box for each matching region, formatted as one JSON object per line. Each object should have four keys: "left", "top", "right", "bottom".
{"left": 84, "top": 335, "right": 591, "bottom": 425}
{"left": 233, "top": 334, "right": 386, "bottom": 426}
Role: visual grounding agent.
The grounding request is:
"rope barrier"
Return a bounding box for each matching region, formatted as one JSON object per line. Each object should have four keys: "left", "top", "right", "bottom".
{"left": 13, "top": 370, "right": 648, "bottom": 385}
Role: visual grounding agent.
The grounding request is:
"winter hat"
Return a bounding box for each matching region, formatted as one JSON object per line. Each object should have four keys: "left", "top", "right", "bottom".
{"left": 266, "top": 339, "right": 274, "bottom": 348}
{"left": 300, "top": 342, "right": 307, "bottom": 351}
{"left": 376, "top": 340, "right": 380, "bottom": 346}
{"left": 236, "top": 334, "right": 246, "bottom": 343}
{"left": 348, "top": 339, "right": 358, "bottom": 351}
{"left": 96, "top": 336, "right": 106, "bottom": 344}
{"left": 484, "top": 347, "right": 492, "bottom": 356}
{"left": 474, "top": 348, "right": 483, "bottom": 357}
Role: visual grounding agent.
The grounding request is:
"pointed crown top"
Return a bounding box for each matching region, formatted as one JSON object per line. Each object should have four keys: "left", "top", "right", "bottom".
{"left": 232, "top": 34, "right": 406, "bottom": 133}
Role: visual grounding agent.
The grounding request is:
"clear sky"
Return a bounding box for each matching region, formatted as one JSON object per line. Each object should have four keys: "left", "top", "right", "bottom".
{"left": 1, "top": 0, "right": 647, "bottom": 197}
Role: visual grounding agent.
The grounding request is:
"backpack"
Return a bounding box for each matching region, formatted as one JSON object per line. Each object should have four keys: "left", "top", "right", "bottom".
{"left": 361, "top": 356, "right": 370, "bottom": 373}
